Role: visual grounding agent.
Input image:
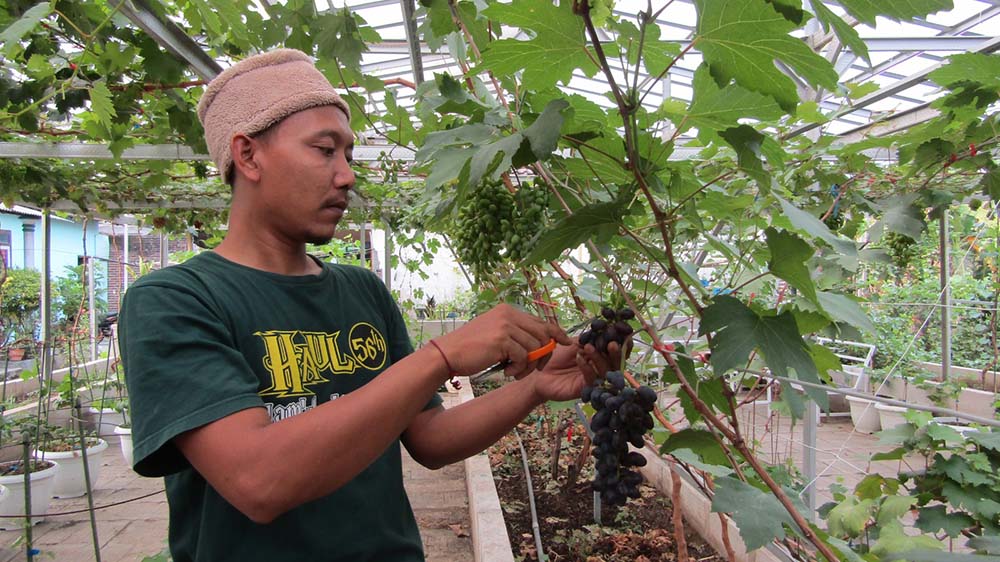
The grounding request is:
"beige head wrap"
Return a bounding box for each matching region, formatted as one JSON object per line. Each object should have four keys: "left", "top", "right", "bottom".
{"left": 196, "top": 49, "right": 352, "bottom": 184}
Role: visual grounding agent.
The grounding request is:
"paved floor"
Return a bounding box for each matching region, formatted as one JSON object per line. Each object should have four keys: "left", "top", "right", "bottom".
{"left": 0, "top": 392, "right": 473, "bottom": 562}
{"left": 733, "top": 402, "right": 902, "bottom": 509}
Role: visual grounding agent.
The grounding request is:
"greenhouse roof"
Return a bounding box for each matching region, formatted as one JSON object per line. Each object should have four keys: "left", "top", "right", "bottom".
{"left": 3, "top": 0, "right": 997, "bottom": 163}
{"left": 335, "top": 0, "right": 1000, "bottom": 139}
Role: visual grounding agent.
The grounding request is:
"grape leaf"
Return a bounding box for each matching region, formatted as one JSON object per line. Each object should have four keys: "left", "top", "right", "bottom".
{"left": 767, "top": 227, "right": 817, "bottom": 304}
{"left": 838, "top": 0, "right": 953, "bottom": 25}
{"left": 315, "top": 10, "right": 370, "bottom": 71}
{"left": 669, "top": 448, "right": 733, "bottom": 477}
{"left": 872, "top": 521, "right": 944, "bottom": 559}
{"left": 930, "top": 53, "right": 1000, "bottom": 90}
{"left": 809, "top": 1, "right": 870, "bottom": 63}
{"left": 719, "top": 125, "right": 770, "bottom": 186}
{"left": 876, "top": 495, "right": 916, "bottom": 526}
{"left": 826, "top": 496, "right": 873, "bottom": 538}
{"left": 663, "top": 66, "right": 784, "bottom": 135}
{"left": 933, "top": 454, "right": 995, "bottom": 486}
{"left": 711, "top": 476, "right": 799, "bottom": 550}
{"left": 968, "top": 535, "right": 1000, "bottom": 555}
{"left": 659, "top": 428, "right": 730, "bottom": 466}
{"left": 884, "top": 551, "right": 995, "bottom": 562}
{"left": 692, "top": 0, "right": 838, "bottom": 112}
{"left": 816, "top": 292, "right": 875, "bottom": 335}
{"left": 980, "top": 167, "right": 1000, "bottom": 200}
{"left": 775, "top": 196, "right": 858, "bottom": 267}
{"left": 699, "top": 296, "right": 828, "bottom": 409}
{"left": 89, "top": 81, "right": 116, "bottom": 131}
{"left": 764, "top": 0, "right": 806, "bottom": 23}
{"left": 479, "top": 0, "right": 599, "bottom": 90}
{"left": 968, "top": 430, "right": 1000, "bottom": 453}
{"left": 522, "top": 99, "right": 568, "bottom": 160}
{"left": 943, "top": 482, "right": 1000, "bottom": 521}
{"left": 524, "top": 201, "right": 624, "bottom": 263}
{"left": 0, "top": 2, "right": 50, "bottom": 54}
{"left": 876, "top": 193, "right": 926, "bottom": 240}
{"left": 468, "top": 131, "right": 523, "bottom": 188}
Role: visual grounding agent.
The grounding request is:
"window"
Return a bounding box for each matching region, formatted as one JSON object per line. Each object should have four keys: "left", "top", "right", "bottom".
{"left": 0, "top": 230, "right": 10, "bottom": 269}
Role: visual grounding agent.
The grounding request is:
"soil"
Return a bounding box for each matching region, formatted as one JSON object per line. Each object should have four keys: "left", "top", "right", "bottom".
{"left": 39, "top": 438, "right": 100, "bottom": 452}
{"left": 482, "top": 387, "right": 725, "bottom": 562}
{"left": 0, "top": 459, "right": 54, "bottom": 476}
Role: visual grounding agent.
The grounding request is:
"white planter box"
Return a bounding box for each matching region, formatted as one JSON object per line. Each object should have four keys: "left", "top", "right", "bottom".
{"left": 958, "top": 387, "right": 996, "bottom": 419}
{"left": 85, "top": 407, "right": 126, "bottom": 441}
{"left": 875, "top": 402, "right": 910, "bottom": 430}
{"left": 0, "top": 460, "right": 58, "bottom": 529}
{"left": 115, "top": 425, "right": 133, "bottom": 467}
{"left": 34, "top": 439, "right": 108, "bottom": 498}
{"left": 846, "top": 395, "right": 881, "bottom": 433}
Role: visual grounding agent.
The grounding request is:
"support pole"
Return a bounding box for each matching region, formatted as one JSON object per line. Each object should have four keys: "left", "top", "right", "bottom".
{"left": 40, "top": 210, "right": 52, "bottom": 395}
{"left": 122, "top": 223, "right": 130, "bottom": 300}
{"left": 399, "top": 0, "right": 425, "bottom": 86}
{"left": 803, "top": 400, "right": 818, "bottom": 522}
{"left": 940, "top": 211, "right": 951, "bottom": 380}
{"left": 22, "top": 221, "right": 36, "bottom": 270}
{"left": 160, "top": 231, "right": 168, "bottom": 268}
{"left": 88, "top": 256, "right": 96, "bottom": 362}
{"left": 384, "top": 226, "right": 392, "bottom": 291}
{"left": 359, "top": 223, "right": 368, "bottom": 270}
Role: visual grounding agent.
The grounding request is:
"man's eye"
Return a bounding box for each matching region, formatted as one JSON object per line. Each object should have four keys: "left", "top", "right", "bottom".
{"left": 317, "top": 146, "right": 335, "bottom": 156}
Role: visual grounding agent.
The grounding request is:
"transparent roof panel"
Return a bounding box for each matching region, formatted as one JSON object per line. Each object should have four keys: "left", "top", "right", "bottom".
{"left": 190, "top": 0, "right": 1000, "bottom": 142}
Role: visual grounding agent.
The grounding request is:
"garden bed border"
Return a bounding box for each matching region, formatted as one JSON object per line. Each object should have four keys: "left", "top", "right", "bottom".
{"left": 457, "top": 377, "right": 516, "bottom": 562}
{"left": 637, "top": 445, "right": 790, "bottom": 562}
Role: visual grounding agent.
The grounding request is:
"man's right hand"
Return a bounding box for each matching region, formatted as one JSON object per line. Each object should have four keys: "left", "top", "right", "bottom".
{"left": 431, "top": 304, "right": 573, "bottom": 379}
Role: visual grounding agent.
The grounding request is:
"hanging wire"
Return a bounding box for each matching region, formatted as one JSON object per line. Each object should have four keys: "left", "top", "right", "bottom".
{"left": 798, "top": 200, "right": 1000, "bottom": 498}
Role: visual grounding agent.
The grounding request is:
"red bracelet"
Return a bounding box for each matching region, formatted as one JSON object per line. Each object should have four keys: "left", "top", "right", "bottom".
{"left": 428, "top": 339, "right": 459, "bottom": 377}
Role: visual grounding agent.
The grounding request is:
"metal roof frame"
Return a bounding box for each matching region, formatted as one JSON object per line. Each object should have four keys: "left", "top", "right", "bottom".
{"left": 2, "top": 0, "right": 993, "bottom": 173}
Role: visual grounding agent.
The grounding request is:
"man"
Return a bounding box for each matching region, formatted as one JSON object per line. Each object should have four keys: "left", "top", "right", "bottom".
{"left": 120, "top": 49, "right": 615, "bottom": 561}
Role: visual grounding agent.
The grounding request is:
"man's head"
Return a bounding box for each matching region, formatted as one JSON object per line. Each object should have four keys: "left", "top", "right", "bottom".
{"left": 197, "top": 49, "right": 351, "bottom": 185}
{"left": 197, "top": 49, "right": 356, "bottom": 245}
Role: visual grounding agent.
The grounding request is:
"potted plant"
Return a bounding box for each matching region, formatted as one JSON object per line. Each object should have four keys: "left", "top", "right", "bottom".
{"left": 846, "top": 395, "right": 881, "bottom": 433}
{"left": 0, "top": 458, "right": 59, "bottom": 529}
{"left": 0, "top": 416, "right": 58, "bottom": 529}
{"left": 114, "top": 403, "right": 132, "bottom": 467}
{"left": 0, "top": 269, "right": 41, "bottom": 360}
{"left": 33, "top": 424, "right": 107, "bottom": 498}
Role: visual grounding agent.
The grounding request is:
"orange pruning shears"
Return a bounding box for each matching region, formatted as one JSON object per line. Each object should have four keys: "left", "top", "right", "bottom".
{"left": 470, "top": 338, "right": 558, "bottom": 381}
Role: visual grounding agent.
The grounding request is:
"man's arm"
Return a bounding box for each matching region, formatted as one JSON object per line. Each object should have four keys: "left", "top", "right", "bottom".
{"left": 172, "top": 304, "right": 568, "bottom": 525}
{"left": 401, "top": 341, "right": 615, "bottom": 469}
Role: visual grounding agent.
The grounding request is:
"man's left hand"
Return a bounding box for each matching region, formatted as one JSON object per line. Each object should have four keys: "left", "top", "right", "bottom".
{"left": 528, "top": 338, "right": 625, "bottom": 403}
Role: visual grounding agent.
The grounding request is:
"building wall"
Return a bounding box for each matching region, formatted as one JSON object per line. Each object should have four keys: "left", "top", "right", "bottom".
{"left": 107, "top": 233, "right": 191, "bottom": 312}
{"left": 369, "top": 229, "right": 472, "bottom": 306}
{"left": 0, "top": 210, "right": 108, "bottom": 285}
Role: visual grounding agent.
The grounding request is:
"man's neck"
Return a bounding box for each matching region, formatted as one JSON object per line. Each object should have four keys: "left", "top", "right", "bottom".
{"left": 213, "top": 235, "right": 323, "bottom": 276}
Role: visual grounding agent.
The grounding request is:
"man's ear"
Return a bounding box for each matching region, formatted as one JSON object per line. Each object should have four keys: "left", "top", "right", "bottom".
{"left": 230, "top": 133, "right": 262, "bottom": 183}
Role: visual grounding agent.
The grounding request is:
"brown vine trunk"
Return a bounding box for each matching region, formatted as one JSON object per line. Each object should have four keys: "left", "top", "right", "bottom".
{"left": 670, "top": 461, "right": 691, "bottom": 562}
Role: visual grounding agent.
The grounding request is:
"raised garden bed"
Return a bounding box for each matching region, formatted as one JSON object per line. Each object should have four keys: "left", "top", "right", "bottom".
{"left": 479, "top": 382, "right": 725, "bottom": 561}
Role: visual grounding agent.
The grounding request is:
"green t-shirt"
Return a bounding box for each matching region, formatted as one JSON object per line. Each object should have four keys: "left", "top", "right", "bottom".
{"left": 119, "top": 251, "right": 441, "bottom": 562}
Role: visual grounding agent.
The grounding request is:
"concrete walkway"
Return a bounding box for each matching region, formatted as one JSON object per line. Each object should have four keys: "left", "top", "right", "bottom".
{"left": 0, "top": 392, "right": 474, "bottom": 562}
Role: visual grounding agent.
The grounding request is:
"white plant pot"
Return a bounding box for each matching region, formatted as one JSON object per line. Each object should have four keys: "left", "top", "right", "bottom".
{"left": 875, "top": 402, "right": 910, "bottom": 430}
{"left": 34, "top": 439, "right": 108, "bottom": 498}
{"left": 85, "top": 407, "right": 125, "bottom": 441}
{"left": 0, "top": 460, "right": 59, "bottom": 529}
{"left": 115, "top": 425, "right": 133, "bottom": 467}
{"left": 846, "top": 395, "right": 881, "bottom": 434}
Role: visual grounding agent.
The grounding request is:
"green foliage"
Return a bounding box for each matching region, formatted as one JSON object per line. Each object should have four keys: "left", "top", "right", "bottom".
{"left": 0, "top": 268, "right": 40, "bottom": 345}
{"left": 825, "top": 414, "right": 1000, "bottom": 558}
{"left": 711, "top": 476, "right": 801, "bottom": 550}
{"left": 4, "top": 0, "right": 1000, "bottom": 558}
{"left": 52, "top": 264, "right": 107, "bottom": 332}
